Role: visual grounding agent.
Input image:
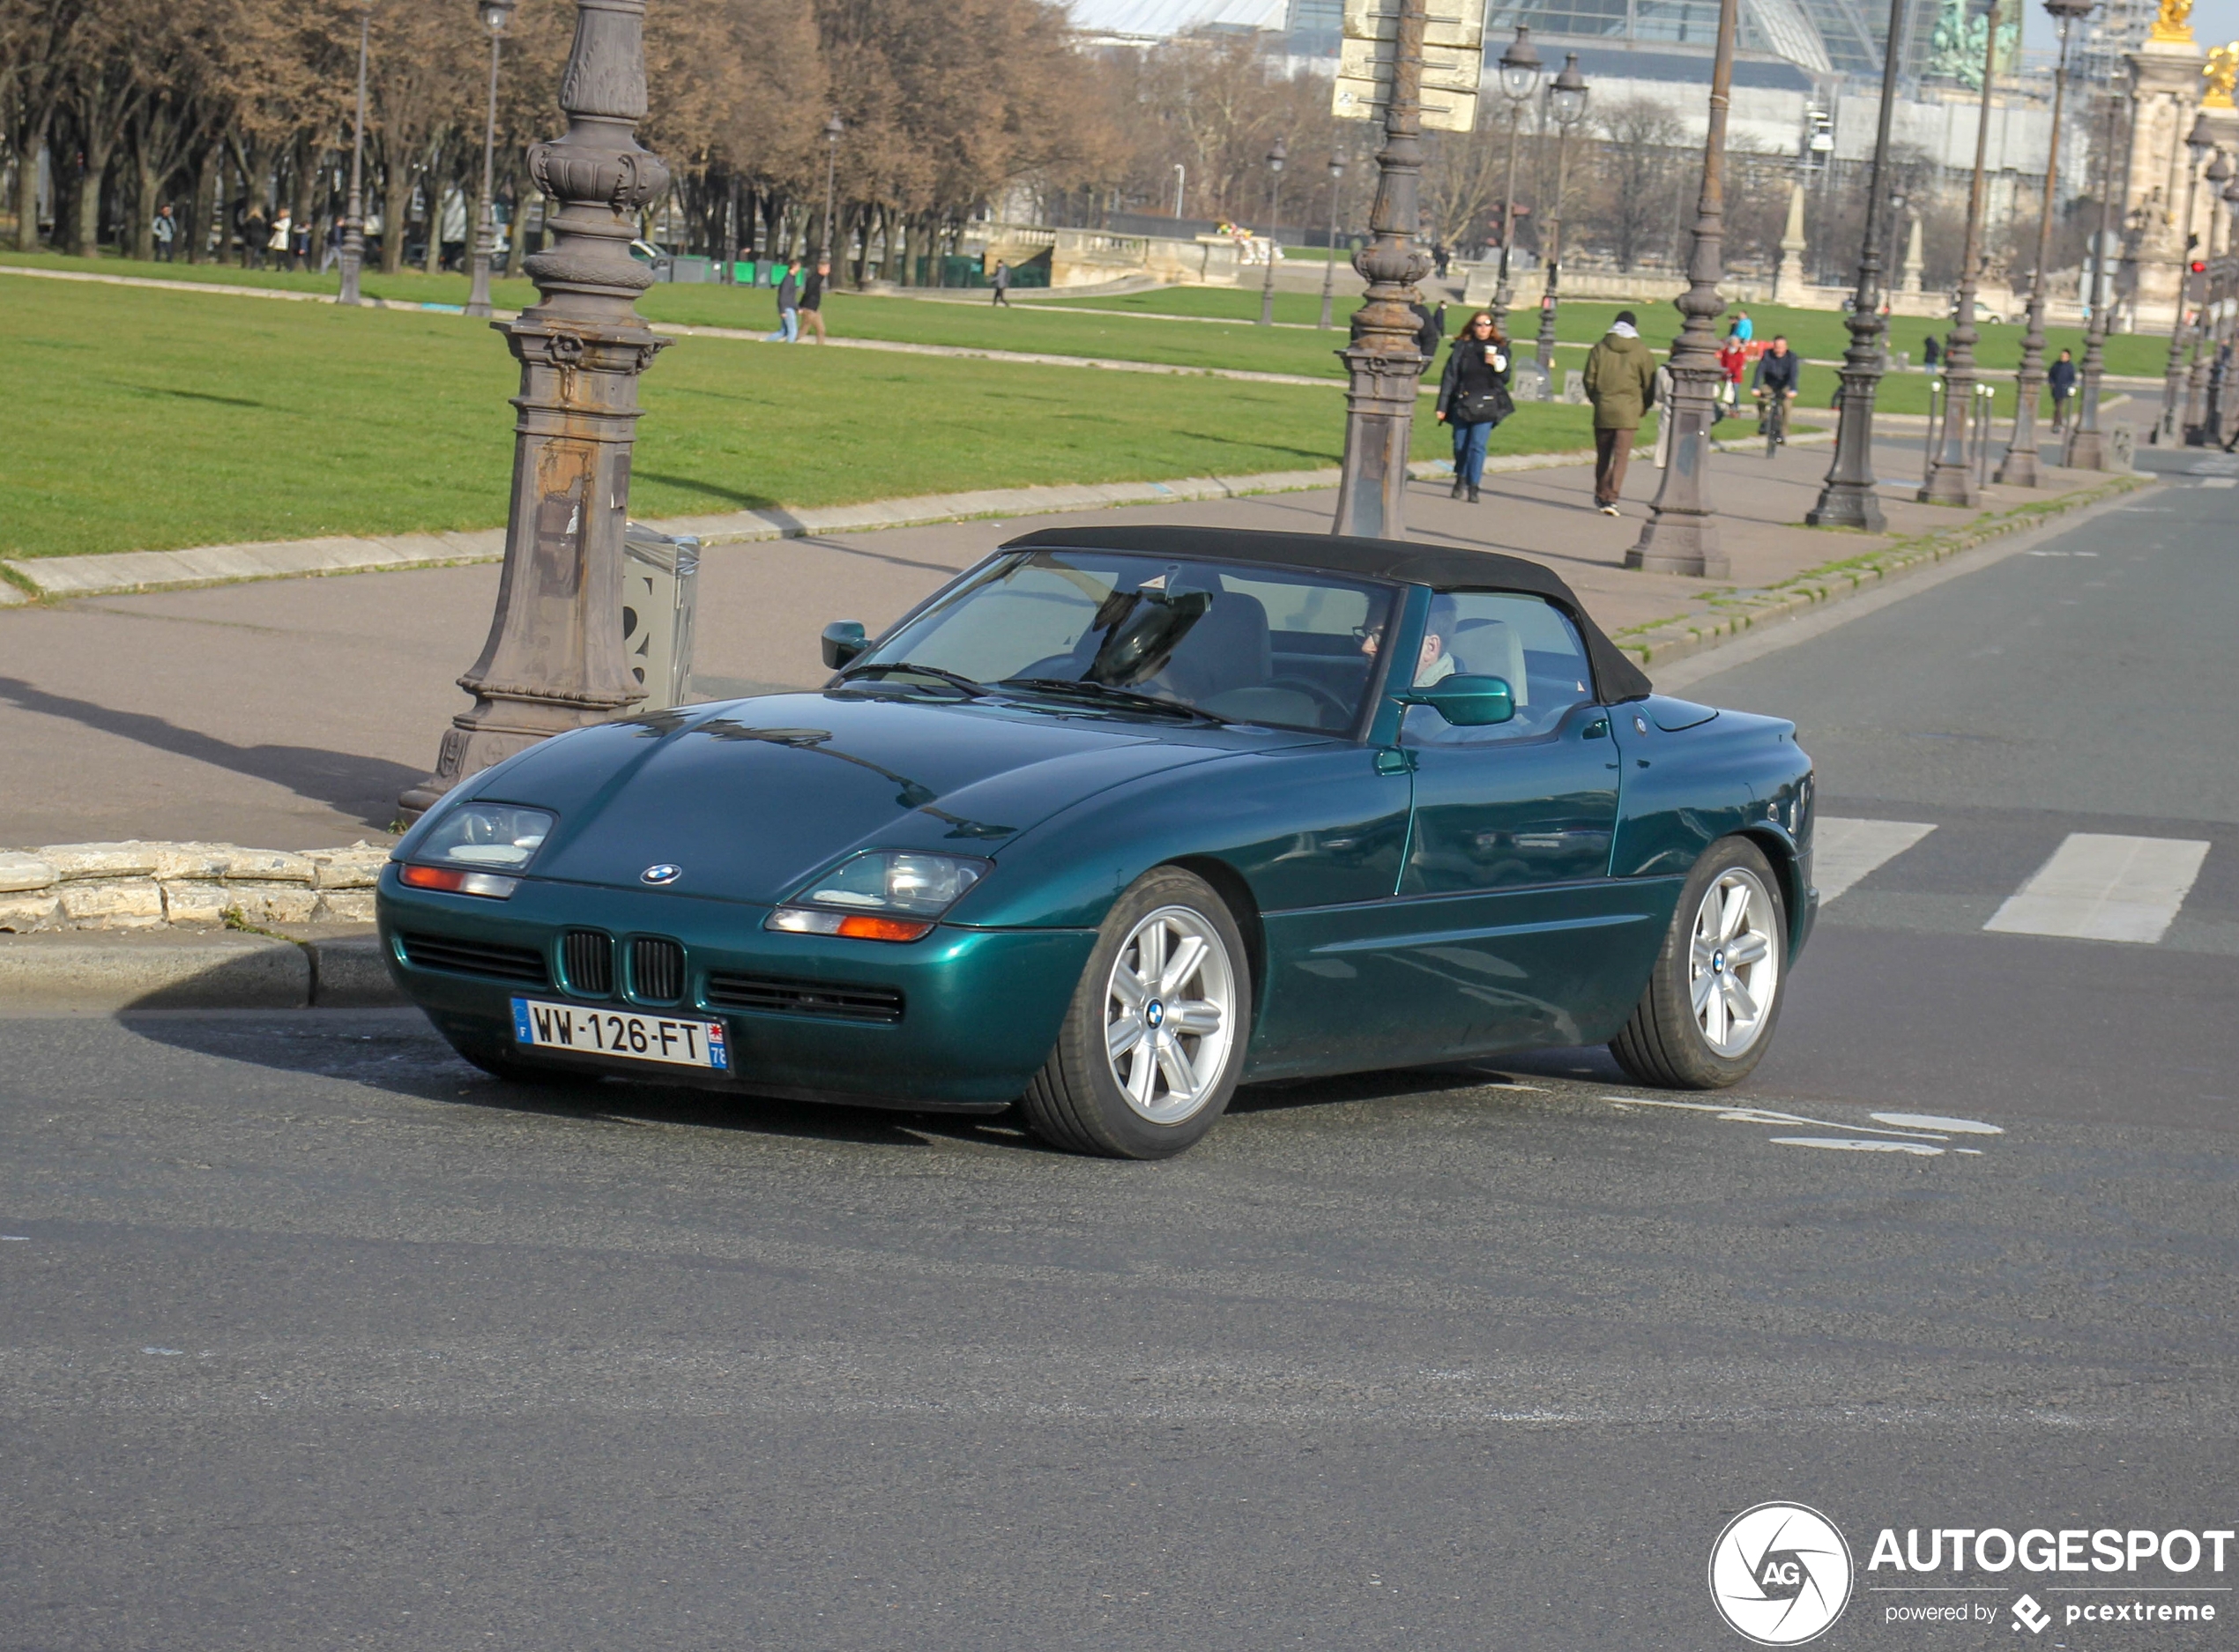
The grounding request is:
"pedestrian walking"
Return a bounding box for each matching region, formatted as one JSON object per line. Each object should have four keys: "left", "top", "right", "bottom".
{"left": 242, "top": 205, "right": 267, "bottom": 270}
{"left": 1923, "top": 332, "right": 1941, "bottom": 369}
{"left": 151, "top": 203, "right": 175, "bottom": 263}
{"left": 798, "top": 259, "right": 829, "bottom": 343}
{"left": 764, "top": 259, "right": 800, "bottom": 343}
{"left": 1729, "top": 309, "right": 1754, "bottom": 344}
{"left": 268, "top": 209, "right": 293, "bottom": 270}
{"left": 1409, "top": 300, "right": 1444, "bottom": 377}
{"left": 1716, "top": 333, "right": 1747, "bottom": 420}
{"left": 2049, "top": 347, "right": 2078, "bottom": 429}
{"left": 991, "top": 259, "right": 1012, "bottom": 307}
{"left": 1435, "top": 312, "right": 1514, "bottom": 504}
{"left": 1581, "top": 309, "right": 1657, "bottom": 516}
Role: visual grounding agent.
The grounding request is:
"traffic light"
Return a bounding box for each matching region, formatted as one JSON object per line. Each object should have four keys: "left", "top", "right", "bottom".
{"left": 2191, "top": 259, "right": 2208, "bottom": 273}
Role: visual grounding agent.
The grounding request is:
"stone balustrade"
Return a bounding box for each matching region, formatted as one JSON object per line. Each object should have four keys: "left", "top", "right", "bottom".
{"left": 0, "top": 842, "right": 391, "bottom": 932}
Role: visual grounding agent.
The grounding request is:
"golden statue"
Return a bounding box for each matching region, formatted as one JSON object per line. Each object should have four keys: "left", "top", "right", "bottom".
{"left": 2206, "top": 41, "right": 2238, "bottom": 108}
{"left": 2150, "top": 0, "right": 2194, "bottom": 44}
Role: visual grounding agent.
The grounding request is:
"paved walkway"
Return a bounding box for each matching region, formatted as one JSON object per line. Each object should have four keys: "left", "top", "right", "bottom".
{"left": 0, "top": 431, "right": 2130, "bottom": 851}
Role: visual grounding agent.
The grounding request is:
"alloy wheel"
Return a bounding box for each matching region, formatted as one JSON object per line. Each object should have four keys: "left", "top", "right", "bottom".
{"left": 1689, "top": 867, "right": 1781, "bottom": 1058}
{"left": 1104, "top": 904, "right": 1237, "bottom": 1124}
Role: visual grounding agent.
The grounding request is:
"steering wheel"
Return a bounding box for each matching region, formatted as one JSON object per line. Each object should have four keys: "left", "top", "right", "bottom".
{"left": 1264, "top": 676, "right": 1354, "bottom": 726}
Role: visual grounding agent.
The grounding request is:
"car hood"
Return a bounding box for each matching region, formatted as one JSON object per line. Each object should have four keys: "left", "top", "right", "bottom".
{"left": 431, "top": 692, "right": 1279, "bottom": 905}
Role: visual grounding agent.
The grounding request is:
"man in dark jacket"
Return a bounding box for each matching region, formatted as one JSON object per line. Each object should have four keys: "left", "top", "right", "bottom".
{"left": 764, "top": 260, "right": 799, "bottom": 342}
{"left": 799, "top": 260, "right": 829, "bottom": 343}
{"left": 1752, "top": 335, "right": 1800, "bottom": 439}
{"left": 1581, "top": 310, "right": 1658, "bottom": 515}
{"left": 2048, "top": 347, "right": 2078, "bottom": 428}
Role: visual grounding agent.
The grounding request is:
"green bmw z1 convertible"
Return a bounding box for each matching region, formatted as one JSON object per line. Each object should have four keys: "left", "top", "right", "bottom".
{"left": 378, "top": 524, "right": 1817, "bottom": 1158}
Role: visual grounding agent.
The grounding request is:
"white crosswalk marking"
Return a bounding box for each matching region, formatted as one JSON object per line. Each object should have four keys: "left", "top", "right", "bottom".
{"left": 1985, "top": 834, "right": 2211, "bottom": 944}
{"left": 1814, "top": 817, "right": 1938, "bottom": 904}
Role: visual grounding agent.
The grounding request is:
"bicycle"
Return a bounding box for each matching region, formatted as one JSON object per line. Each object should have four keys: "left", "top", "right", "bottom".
{"left": 1758, "top": 390, "right": 1790, "bottom": 458}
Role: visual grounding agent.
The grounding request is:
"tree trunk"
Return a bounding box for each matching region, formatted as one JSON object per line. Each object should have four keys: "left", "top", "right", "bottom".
{"left": 75, "top": 126, "right": 121, "bottom": 257}
{"left": 11, "top": 125, "right": 45, "bottom": 251}
{"left": 132, "top": 151, "right": 157, "bottom": 261}
{"left": 503, "top": 163, "right": 529, "bottom": 278}
{"left": 421, "top": 141, "right": 450, "bottom": 275}
{"left": 186, "top": 139, "right": 219, "bottom": 264}
{"left": 380, "top": 151, "right": 410, "bottom": 275}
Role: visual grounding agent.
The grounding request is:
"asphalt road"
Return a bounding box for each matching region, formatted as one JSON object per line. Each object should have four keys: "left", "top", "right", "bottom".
{"left": 5, "top": 452, "right": 2236, "bottom": 1652}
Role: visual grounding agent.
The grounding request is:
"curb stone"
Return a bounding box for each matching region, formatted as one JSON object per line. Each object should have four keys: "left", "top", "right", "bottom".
{"left": 0, "top": 928, "right": 403, "bottom": 1011}
{"left": 1610, "top": 472, "right": 2152, "bottom": 669}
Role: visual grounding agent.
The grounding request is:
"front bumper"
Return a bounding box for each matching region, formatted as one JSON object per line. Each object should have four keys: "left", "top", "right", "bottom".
{"left": 376, "top": 868, "right": 1096, "bottom": 1109}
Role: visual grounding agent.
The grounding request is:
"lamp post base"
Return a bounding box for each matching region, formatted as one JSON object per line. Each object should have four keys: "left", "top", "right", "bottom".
{"left": 466, "top": 250, "right": 495, "bottom": 319}
{"left": 1627, "top": 372, "right": 1729, "bottom": 579}
{"left": 1919, "top": 463, "right": 1980, "bottom": 508}
{"left": 1332, "top": 345, "right": 1423, "bottom": 540}
{"left": 1804, "top": 480, "right": 1886, "bottom": 533}
{"left": 2063, "top": 428, "right": 2109, "bottom": 470}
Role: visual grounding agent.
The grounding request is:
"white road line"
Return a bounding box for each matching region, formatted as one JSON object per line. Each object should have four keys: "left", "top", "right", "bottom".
{"left": 1814, "top": 817, "right": 1938, "bottom": 904}
{"left": 2198, "top": 479, "right": 2236, "bottom": 489}
{"left": 1984, "top": 833, "right": 2212, "bottom": 944}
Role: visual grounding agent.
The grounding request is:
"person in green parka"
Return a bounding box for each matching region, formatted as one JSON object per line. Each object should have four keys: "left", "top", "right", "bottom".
{"left": 1581, "top": 310, "right": 1659, "bottom": 516}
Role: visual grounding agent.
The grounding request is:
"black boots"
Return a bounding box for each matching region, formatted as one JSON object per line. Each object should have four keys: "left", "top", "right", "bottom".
{"left": 1467, "top": 484, "right": 1480, "bottom": 503}
{"left": 1450, "top": 478, "right": 1465, "bottom": 499}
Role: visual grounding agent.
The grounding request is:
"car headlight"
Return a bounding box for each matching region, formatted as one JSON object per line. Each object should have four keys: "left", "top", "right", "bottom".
{"left": 396, "top": 803, "right": 556, "bottom": 899}
{"left": 766, "top": 851, "right": 991, "bottom": 941}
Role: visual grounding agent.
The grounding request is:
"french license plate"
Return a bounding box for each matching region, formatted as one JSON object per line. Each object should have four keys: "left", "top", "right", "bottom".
{"left": 511, "top": 996, "right": 729, "bottom": 1071}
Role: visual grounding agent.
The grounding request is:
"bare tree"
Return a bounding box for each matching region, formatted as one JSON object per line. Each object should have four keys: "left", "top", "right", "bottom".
{"left": 1586, "top": 96, "right": 1685, "bottom": 272}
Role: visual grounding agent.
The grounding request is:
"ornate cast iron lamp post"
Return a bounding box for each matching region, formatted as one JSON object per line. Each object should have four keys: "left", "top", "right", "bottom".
{"left": 820, "top": 113, "right": 843, "bottom": 266}
{"left": 1320, "top": 151, "right": 1346, "bottom": 329}
{"left": 1490, "top": 26, "right": 1543, "bottom": 336}
{"left": 2155, "top": 112, "right": 2214, "bottom": 442}
{"left": 465, "top": 0, "right": 517, "bottom": 320}
{"left": 1331, "top": 0, "right": 1434, "bottom": 539}
{"left": 1625, "top": 0, "right": 1741, "bottom": 577}
{"left": 338, "top": 6, "right": 372, "bottom": 306}
{"left": 1534, "top": 53, "right": 1589, "bottom": 376}
{"left": 1995, "top": 0, "right": 2092, "bottom": 486}
{"left": 2183, "top": 148, "right": 2231, "bottom": 439}
{"left": 1806, "top": 0, "right": 1916, "bottom": 529}
{"left": 399, "top": 0, "right": 673, "bottom": 821}
{"left": 2066, "top": 75, "right": 2128, "bottom": 467}
{"left": 1260, "top": 137, "right": 1288, "bottom": 327}
{"left": 1920, "top": 0, "right": 2005, "bottom": 507}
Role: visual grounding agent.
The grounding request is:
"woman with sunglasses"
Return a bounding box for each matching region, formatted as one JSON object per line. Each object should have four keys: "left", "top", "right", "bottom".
{"left": 1433, "top": 311, "right": 1514, "bottom": 503}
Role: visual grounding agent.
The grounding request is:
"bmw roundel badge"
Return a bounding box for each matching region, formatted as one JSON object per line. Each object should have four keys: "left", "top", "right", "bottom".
{"left": 640, "top": 864, "right": 683, "bottom": 886}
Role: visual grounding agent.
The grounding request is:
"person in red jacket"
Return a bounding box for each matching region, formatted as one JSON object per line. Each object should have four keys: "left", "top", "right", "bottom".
{"left": 1717, "top": 335, "right": 1747, "bottom": 420}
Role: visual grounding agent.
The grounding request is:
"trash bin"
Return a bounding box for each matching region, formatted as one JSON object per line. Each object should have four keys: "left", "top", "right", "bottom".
{"left": 621, "top": 523, "right": 701, "bottom": 711}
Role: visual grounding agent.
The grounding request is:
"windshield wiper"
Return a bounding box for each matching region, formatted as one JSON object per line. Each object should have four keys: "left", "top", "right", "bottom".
{"left": 998, "top": 677, "right": 1229, "bottom": 725}
{"left": 837, "top": 661, "right": 986, "bottom": 697}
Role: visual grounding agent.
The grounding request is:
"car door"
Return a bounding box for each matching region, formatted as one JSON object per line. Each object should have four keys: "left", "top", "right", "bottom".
{"left": 1376, "top": 592, "right": 1659, "bottom": 1056}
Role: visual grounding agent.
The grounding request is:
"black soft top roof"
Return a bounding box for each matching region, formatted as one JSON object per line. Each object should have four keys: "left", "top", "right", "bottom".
{"left": 998, "top": 524, "right": 1653, "bottom": 703}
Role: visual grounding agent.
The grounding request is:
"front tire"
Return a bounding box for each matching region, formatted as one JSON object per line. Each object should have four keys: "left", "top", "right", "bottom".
{"left": 1610, "top": 837, "right": 1787, "bottom": 1090}
{"left": 1021, "top": 867, "right": 1251, "bottom": 1158}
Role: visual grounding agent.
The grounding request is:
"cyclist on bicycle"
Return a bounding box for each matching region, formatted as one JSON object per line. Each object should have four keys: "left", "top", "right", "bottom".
{"left": 1752, "top": 334, "right": 1801, "bottom": 446}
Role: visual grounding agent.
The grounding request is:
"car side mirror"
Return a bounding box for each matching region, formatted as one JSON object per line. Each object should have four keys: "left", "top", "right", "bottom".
{"left": 1400, "top": 673, "right": 1515, "bottom": 726}
{"left": 822, "top": 621, "right": 867, "bottom": 670}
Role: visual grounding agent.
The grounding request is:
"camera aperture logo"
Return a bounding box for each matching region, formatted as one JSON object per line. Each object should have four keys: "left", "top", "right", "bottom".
{"left": 1709, "top": 1502, "right": 1856, "bottom": 1645}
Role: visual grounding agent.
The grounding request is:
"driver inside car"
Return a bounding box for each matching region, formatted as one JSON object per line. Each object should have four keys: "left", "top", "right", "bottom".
{"left": 1359, "top": 594, "right": 1458, "bottom": 688}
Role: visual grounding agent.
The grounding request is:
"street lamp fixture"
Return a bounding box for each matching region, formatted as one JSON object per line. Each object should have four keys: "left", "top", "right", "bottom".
{"left": 1806, "top": 0, "right": 1916, "bottom": 528}
{"left": 1919, "top": 0, "right": 2005, "bottom": 507}
{"left": 2066, "top": 71, "right": 2128, "bottom": 468}
{"left": 1331, "top": 0, "right": 1437, "bottom": 540}
{"left": 464, "top": 0, "right": 516, "bottom": 320}
{"left": 1260, "top": 136, "right": 1288, "bottom": 327}
{"left": 1626, "top": 0, "right": 1741, "bottom": 576}
{"left": 1533, "top": 52, "right": 1589, "bottom": 377}
{"left": 1320, "top": 151, "right": 1346, "bottom": 330}
{"left": 1491, "top": 25, "right": 1543, "bottom": 335}
{"left": 338, "top": 4, "right": 372, "bottom": 307}
{"left": 1992, "top": 0, "right": 2091, "bottom": 487}
{"left": 2155, "top": 112, "right": 2217, "bottom": 442}
{"left": 2183, "top": 147, "right": 2233, "bottom": 440}
{"left": 821, "top": 113, "right": 844, "bottom": 268}
{"left": 398, "top": 0, "right": 673, "bottom": 821}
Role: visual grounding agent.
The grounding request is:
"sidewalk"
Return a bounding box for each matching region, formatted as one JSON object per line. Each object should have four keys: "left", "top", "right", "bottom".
{"left": 0, "top": 431, "right": 2133, "bottom": 852}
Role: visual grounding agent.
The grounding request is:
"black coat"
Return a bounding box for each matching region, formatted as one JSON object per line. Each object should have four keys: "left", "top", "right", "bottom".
{"left": 1436, "top": 335, "right": 1514, "bottom": 424}
{"left": 2049, "top": 357, "right": 2078, "bottom": 395}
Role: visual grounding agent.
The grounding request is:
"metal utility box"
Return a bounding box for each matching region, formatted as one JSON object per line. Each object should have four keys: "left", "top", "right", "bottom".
{"left": 621, "top": 523, "right": 702, "bottom": 711}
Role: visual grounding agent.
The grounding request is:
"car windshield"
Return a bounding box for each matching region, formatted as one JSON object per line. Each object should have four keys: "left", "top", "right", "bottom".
{"left": 847, "top": 550, "right": 1400, "bottom": 733}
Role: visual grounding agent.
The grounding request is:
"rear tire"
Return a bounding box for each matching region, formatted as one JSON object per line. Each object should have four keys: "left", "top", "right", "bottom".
{"left": 1610, "top": 837, "right": 1788, "bottom": 1090}
{"left": 1020, "top": 867, "right": 1251, "bottom": 1159}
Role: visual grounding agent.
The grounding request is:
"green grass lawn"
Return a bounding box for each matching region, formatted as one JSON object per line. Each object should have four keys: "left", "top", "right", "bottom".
{"left": 2, "top": 274, "right": 1629, "bottom": 560}
{"left": 6, "top": 250, "right": 2174, "bottom": 383}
